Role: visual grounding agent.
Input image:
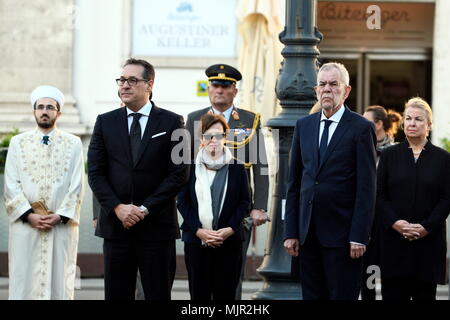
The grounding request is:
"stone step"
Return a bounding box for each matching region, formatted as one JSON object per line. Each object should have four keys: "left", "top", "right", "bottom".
{"left": 0, "top": 114, "right": 81, "bottom": 123}
{"left": 0, "top": 106, "right": 80, "bottom": 115}
{"left": 0, "top": 101, "right": 90, "bottom": 135}
{"left": 0, "top": 122, "right": 91, "bottom": 136}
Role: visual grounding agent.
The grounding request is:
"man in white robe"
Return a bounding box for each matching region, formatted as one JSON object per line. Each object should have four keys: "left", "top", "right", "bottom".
{"left": 3, "top": 85, "right": 84, "bottom": 300}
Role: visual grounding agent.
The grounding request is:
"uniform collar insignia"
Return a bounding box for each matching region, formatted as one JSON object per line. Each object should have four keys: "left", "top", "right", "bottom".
{"left": 231, "top": 109, "right": 240, "bottom": 121}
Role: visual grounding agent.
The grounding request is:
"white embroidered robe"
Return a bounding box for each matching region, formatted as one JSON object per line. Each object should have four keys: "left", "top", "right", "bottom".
{"left": 3, "top": 129, "right": 84, "bottom": 300}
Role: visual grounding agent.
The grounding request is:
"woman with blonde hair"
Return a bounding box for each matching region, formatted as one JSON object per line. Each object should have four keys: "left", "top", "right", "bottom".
{"left": 376, "top": 97, "right": 450, "bottom": 300}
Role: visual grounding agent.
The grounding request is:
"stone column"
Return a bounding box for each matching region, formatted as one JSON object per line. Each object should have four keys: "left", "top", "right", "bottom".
{"left": 432, "top": 0, "right": 450, "bottom": 146}
{"left": 432, "top": 0, "right": 450, "bottom": 300}
{"left": 0, "top": 0, "right": 86, "bottom": 135}
{"left": 73, "top": 0, "right": 129, "bottom": 130}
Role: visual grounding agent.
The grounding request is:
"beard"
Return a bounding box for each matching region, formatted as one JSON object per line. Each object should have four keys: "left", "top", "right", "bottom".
{"left": 35, "top": 115, "right": 56, "bottom": 129}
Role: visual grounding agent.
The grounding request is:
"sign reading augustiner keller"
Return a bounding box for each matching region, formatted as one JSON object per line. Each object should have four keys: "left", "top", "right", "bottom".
{"left": 317, "top": 1, "right": 434, "bottom": 48}
{"left": 133, "top": 0, "right": 237, "bottom": 57}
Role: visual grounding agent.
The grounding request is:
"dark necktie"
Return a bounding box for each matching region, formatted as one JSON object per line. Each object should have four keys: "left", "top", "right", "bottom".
{"left": 42, "top": 135, "right": 49, "bottom": 145}
{"left": 318, "top": 120, "right": 333, "bottom": 164}
{"left": 130, "top": 113, "right": 142, "bottom": 164}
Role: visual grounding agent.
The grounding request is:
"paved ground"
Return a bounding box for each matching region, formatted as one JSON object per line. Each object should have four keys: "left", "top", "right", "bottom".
{"left": 0, "top": 278, "right": 264, "bottom": 300}
{"left": 0, "top": 277, "right": 448, "bottom": 300}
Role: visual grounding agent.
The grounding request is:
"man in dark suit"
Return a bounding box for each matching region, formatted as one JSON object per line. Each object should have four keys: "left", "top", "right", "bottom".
{"left": 186, "top": 64, "right": 270, "bottom": 298}
{"left": 283, "top": 62, "right": 377, "bottom": 300}
{"left": 88, "top": 58, "right": 188, "bottom": 300}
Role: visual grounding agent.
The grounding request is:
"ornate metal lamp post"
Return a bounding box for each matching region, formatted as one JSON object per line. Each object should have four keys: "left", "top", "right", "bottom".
{"left": 252, "top": 0, "right": 322, "bottom": 300}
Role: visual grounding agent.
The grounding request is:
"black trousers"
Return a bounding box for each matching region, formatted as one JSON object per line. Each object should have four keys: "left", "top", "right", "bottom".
{"left": 300, "top": 230, "right": 363, "bottom": 300}
{"left": 381, "top": 277, "right": 437, "bottom": 300}
{"left": 235, "top": 225, "right": 252, "bottom": 299}
{"left": 360, "top": 238, "right": 379, "bottom": 300}
{"left": 184, "top": 240, "right": 242, "bottom": 300}
{"left": 360, "top": 261, "right": 378, "bottom": 300}
{"left": 361, "top": 215, "right": 381, "bottom": 300}
{"left": 103, "top": 238, "right": 176, "bottom": 300}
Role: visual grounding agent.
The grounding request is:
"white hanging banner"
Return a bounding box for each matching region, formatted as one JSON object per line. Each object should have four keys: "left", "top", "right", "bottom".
{"left": 133, "top": 0, "right": 237, "bottom": 57}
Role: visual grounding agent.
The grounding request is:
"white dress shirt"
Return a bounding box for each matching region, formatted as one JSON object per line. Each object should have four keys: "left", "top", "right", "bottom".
{"left": 38, "top": 129, "right": 55, "bottom": 145}
{"left": 126, "top": 101, "right": 152, "bottom": 214}
{"left": 126, "top": 101, "right": 152, "bottom": 138}
{"left": 211, "top": 105, "right": 234, "bottom": 123}
{"left": 318, "top": 104, "right": 345, "bottom": 147}
{"left": 318, "top": 105, "right": 364, "bottom": 247}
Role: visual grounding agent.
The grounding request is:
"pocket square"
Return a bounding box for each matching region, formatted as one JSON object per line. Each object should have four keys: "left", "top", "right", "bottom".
{"left": 151, "top": 132, "right": 167, "bottom": 138}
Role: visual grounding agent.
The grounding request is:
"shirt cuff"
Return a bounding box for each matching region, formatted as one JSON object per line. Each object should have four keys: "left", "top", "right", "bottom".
{"left": 59, "top": 215, "right": 70, "bottom": 224}
{"left": 139, "top": 205, "right": 149, "bottom": 216}
{"left": 19, "top": 208, "right": 34, "bottom": 223}
{"left": 350, "top": 241, "right": 365, "bottom": 246}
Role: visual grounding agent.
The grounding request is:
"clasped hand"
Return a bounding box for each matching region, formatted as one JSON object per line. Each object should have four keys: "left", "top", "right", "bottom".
{"left": 393, "top": 220, "right": 429, "bottom": 241}
{"left": 28, "top": 212, "right": 61, "bottom": 231}
{"left": 115, "top": 204, "right": 146, "bottom": 229}
{"left": 196, "top": 227, "right": 234, "bottom": 248}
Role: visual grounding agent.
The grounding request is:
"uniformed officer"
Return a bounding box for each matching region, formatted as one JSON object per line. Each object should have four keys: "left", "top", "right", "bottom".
{"left": 186, "top": 64, "right": 270, "bottom": 299}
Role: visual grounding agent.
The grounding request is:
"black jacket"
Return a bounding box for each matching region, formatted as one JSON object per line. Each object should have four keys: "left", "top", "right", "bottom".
{"left": 177, "top": 163, "right": 250, "bottom": 244}
{"left": 284, "top": 107, "right": 378, "bottom": 247}
{"left": 377, "top": 140, "right": 450, "bottom": 284}
{"left": 88, "top": 103, "right": 189, "bottom": 241}
{"left": 186, "top": 107, "right": 268, "bottom": 210}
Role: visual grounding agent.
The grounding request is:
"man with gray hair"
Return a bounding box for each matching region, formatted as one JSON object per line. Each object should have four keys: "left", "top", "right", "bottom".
{"left": 283, "top": 62, "right": 377, "bottom": 300}
{"left": 4, "top": 85, "right": 84, "bottom": 299}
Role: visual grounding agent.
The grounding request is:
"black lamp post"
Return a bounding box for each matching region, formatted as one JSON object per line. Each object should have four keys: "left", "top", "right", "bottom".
{"left": 252, "top": 0, "right": 322, "bottom": 300}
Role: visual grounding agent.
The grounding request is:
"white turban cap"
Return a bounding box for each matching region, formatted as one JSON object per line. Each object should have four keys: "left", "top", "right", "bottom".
{"left": 30, "top": 85, "right": 65, "bottom": 109}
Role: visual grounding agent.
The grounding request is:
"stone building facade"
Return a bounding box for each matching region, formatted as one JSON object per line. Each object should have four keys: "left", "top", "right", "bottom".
{"left": 0, "top": 0, "right": 449, "bottom": 278}
{"left": 0, "top": 0, "right": 88, "bottom": 136}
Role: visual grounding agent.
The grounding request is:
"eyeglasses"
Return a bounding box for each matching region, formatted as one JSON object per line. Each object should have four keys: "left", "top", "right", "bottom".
{"left": 317, "top": 81, "right": 342, "bottom": 89}
{"left": 202, "top": 133, "right": 226, "bottom": 141}
{"left": 116, "top": 77, "right": 149, "bottom": 86}
{"left": 35, "top": 104, "right": 58, "bottom": 111}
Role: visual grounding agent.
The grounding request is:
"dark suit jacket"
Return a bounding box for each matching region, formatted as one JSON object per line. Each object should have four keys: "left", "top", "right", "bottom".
{"left": 186, "top": 107, "right": 268, "bottom": 210}
{"left": 88, "top": 103, "right": 189, "bottom": 241}
{"left": 284, "top": 107, "right": 377, "bottom": 247}
{"left": 377, "top": 140, "right": 450, "bottom": 284}
{"left": 177, "top": 163, "right": 250, "bottom": 244}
